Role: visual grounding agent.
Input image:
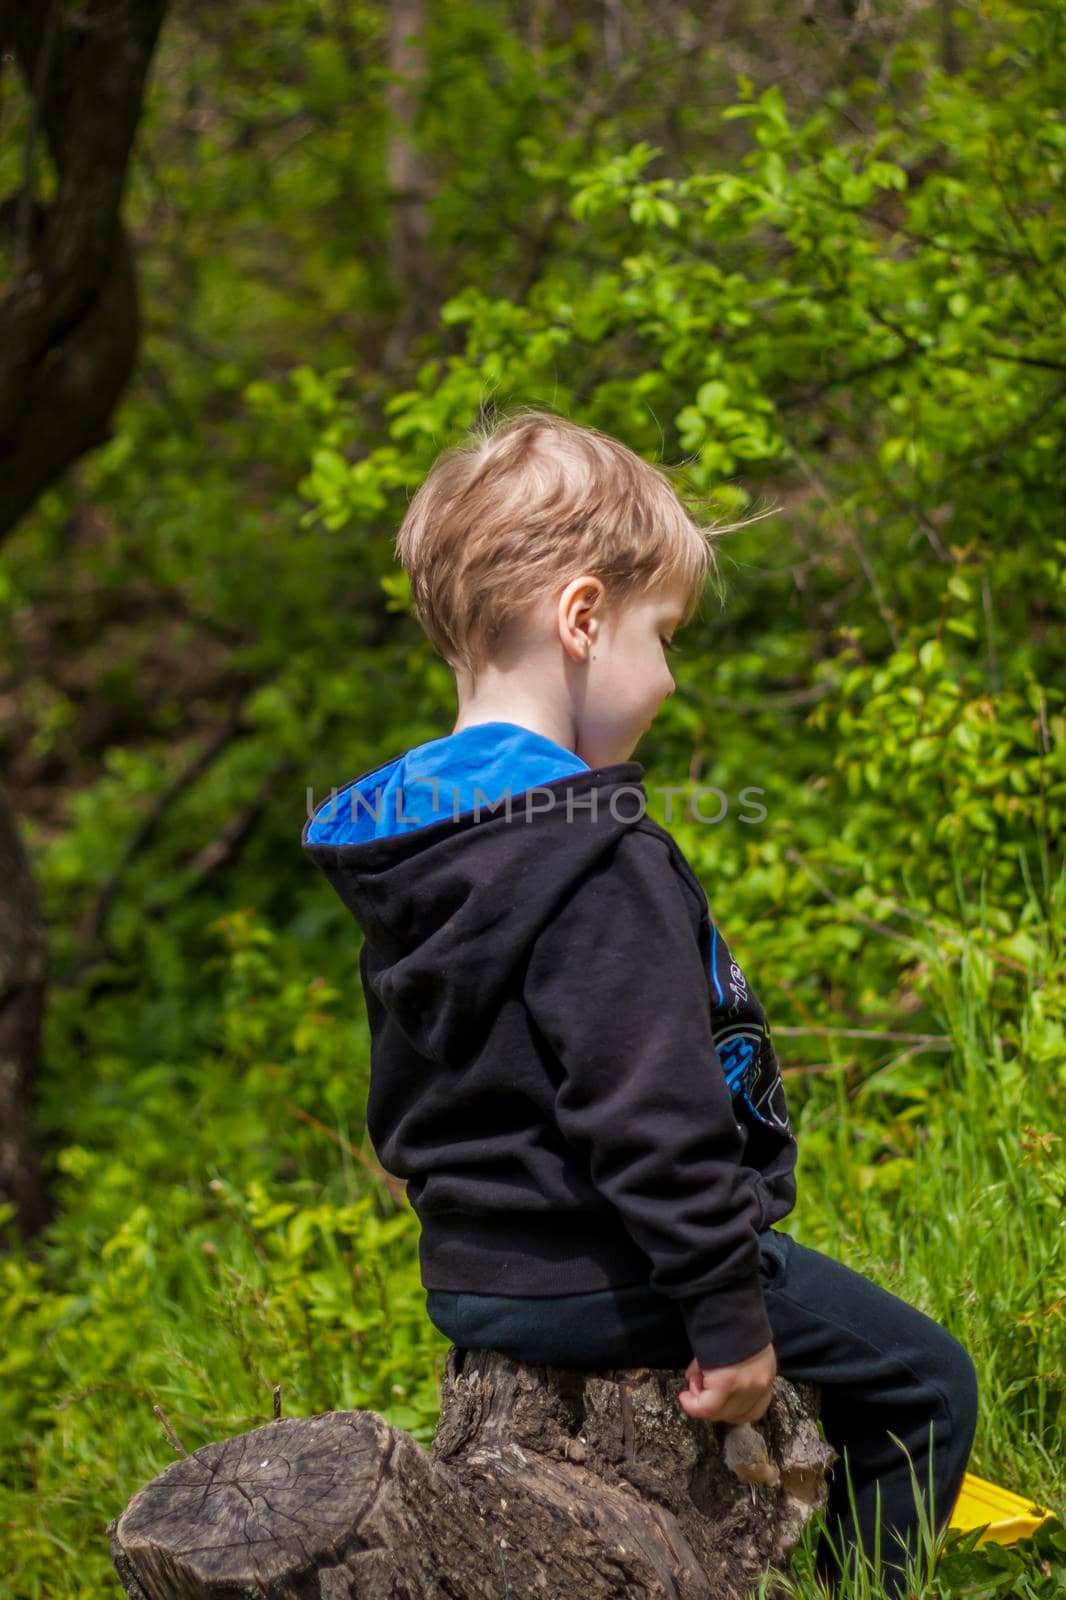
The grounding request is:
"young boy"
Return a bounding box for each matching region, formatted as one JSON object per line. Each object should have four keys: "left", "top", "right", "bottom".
{"left": 302, "top": 407, "right": 978, "bottom": 1596}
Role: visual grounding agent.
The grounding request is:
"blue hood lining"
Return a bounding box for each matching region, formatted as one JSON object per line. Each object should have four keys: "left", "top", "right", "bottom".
{"left": 306, "top": 721, "right": 590, "bottom": 847}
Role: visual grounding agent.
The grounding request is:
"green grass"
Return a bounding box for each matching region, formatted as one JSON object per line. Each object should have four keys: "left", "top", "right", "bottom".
{"left": 764, "top": 857, "right": 1066, "bottom": 1596}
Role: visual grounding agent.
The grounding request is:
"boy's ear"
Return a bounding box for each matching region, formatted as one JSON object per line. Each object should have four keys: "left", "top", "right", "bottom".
{"left": 557, "top": 575, "right": 606, "bottom": 660}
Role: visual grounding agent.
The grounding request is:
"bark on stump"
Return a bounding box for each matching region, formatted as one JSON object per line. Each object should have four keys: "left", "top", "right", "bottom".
{"left": 107, "top": 1345, "right": 834, "bottom": 1600}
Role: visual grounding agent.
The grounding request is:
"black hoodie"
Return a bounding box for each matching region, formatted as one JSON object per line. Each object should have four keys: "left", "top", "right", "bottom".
{"left": 301, "top": 721, "right": 797, "bottom": 1368}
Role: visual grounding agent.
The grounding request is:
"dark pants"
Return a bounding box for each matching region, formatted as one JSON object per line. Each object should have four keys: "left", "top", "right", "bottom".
{"left": 426, "top": 1229, "right": 978, "bottom": 1597}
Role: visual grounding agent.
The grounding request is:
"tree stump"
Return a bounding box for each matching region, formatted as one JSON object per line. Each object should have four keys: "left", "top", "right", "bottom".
{"left": 107, "top": 1346, "right": 834, "bottom": 1599}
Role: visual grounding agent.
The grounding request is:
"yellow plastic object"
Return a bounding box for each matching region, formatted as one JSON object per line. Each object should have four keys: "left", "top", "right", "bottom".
{"left": 948, "top": 1470, "right": 1053, "bottom": 1547}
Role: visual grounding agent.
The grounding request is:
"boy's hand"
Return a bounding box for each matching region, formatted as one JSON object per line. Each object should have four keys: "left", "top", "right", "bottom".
{"left": 677, "top": 1343, "right": 777, "bottom": 1425}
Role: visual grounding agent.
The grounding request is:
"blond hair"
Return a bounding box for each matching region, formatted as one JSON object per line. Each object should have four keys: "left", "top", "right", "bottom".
{"left": 394, "top": 403, "right": 768, "bottom": 681}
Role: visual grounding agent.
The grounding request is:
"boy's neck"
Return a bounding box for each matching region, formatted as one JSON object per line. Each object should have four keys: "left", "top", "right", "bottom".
{"left": 451, "top": 706, "right": 577, "bottom": 755}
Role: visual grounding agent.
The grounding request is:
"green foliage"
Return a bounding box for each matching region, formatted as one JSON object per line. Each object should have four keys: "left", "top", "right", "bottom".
{"left": 770, "top": 1511, "right": 1066, "bottom": 1599}
{"left": 1, "top": 912, "right": 452, "bottom": 1585}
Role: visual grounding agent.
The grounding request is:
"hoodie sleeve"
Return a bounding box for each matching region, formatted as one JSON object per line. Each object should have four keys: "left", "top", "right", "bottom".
{"left": 522, "top": 825, "right": 772, "bottom": 1369}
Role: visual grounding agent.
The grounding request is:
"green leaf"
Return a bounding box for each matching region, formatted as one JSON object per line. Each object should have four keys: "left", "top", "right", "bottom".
{"left": 919, "top": 639, "right": 945, "bottom": 675}
{"left": 696, "top": 380, "right": 730, "bottom": 416}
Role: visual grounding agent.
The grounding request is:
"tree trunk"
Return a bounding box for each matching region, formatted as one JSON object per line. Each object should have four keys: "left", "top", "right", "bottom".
{"left": 0, "top": 782, "right": 51, "bottom": 1243}
{"left": 0, "top": 0, "right": 167, "bottom": 541}
{"left": 381, "top": 0, "right": 434, "bottom": 372}
{"left": 0, "top": 0, "right": 167, "bottom": 1246}
{"left": 107, "top": 1346, "right": 834, "bottom": 1599}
